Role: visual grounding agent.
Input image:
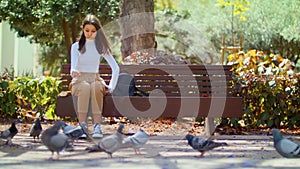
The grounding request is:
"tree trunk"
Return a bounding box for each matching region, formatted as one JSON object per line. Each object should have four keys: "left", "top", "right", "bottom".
{"left": 62, "top": 19, "right": 71, "bottom": 62}
{"left": 120, "top": 0, "right": 156, "bottom": 59}
{"left": 71, "top": 17, "right": 78, "bottom": 43}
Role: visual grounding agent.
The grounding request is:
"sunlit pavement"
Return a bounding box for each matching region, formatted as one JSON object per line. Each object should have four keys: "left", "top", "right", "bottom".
{"left": 1, "top": 133, "right": 299, "bottom": 169}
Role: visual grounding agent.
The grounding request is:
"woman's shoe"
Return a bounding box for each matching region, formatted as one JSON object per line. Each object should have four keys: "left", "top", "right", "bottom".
{"left": 92, "top": 123, "right": 103, "bottom": 138}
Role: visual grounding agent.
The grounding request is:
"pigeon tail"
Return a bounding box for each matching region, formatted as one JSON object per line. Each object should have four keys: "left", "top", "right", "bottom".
{"left": 218, "top": 142, "right": 228, "bottom": 146}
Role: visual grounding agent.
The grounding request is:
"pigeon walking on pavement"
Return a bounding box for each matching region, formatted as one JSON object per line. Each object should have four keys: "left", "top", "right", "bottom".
{"left": 29, "top": 118, "right": 43, "bottom": 143}
{"left": 272, "top": 129, "right": 300, "bottom": 158}
{"left": 61, "top": 122, "right": 84, "bottom": 144}
{"left": 0, "top": 121, "right": 18, "bottom": 146}
{"left": 86, "top": 123, "right": 124, "bottom": 158}
{"left": 185, "top": 134, "right": 228, "bottom": 157}
{"left": 121, "top": 129, "right": 149, "bottom": 154}
{"left": 61, "top": 122, "right": 76, "bottom": 133}
{"left": 41, "top": 120, "right": 72, "bottom": 160}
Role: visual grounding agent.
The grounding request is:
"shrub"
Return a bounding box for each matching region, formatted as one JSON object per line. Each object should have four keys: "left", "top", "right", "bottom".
{"left": 0, "top": 70, "right": 19, "bottom": 119}
{"left": 227, "top": 50, "right": 300, "bottom": 129}
{"left": 0, "top": 69, "right": 62, "bottom": 120}
{"left": 9, "top": 76, "right": 61, "bottom": 120}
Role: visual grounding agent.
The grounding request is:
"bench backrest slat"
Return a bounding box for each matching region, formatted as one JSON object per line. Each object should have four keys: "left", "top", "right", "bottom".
{"left": 60, "top": 64, "right": 236, "bottom": 96}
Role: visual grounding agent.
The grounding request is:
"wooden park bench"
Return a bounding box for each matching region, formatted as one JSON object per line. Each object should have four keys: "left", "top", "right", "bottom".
{"left": 56, "top": 64, "right": 243, "bottom": 135}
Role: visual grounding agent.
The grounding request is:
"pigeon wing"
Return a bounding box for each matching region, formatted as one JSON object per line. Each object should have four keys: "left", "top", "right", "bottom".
{"left": 191, "top": 137, "right": 207, "bottom": 150}
{"left": 200, "top": 140, "right": 227, "bottom": 151}
{"left": 99, "top": 135, "right": 122, "bottom": 154}
{"left": 277, "top": 138, "right": 300, "bottom": 157}
{"left": 64, "top": 126, "right": 83, "bottom": 140}
{"left": 122, "top": 129, "right": 149, "bottom": 149}
{"left": 62, "top": 125, "right": 76, "bottom": 134}
{"left": 98, "top": 124, "right": 125, "bottom": 155}
{"left": 30, "top": 121, "right": 42, "bottom": 137}
{"left": 0, "top": 129, "right": 10, "bottom": 139}
{"left": 48, "top": 133, "right": 69, "bottom": 151}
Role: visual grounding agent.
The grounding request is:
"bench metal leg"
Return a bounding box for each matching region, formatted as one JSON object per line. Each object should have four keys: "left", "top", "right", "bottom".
{"left": 205, "top": 117, "right": 215, "bottom": 136}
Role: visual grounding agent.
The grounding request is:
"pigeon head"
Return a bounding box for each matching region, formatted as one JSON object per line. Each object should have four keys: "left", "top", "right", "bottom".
{"left": 52, "top": 120, "right": 64, "bottom": 130}
{"left": 185, "top": 134, "right": 194, "bottom": 142}
{"left": 34, "top": 118, "right": 41, "bottom": 124}
{"left": 272, "top": 129, "right": 283, "bottom": 145}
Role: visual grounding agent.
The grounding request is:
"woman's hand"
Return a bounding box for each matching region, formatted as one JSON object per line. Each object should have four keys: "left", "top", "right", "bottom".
{"left": 71, "top": 71, "right": 80, "bottom": 78}
{"left": 106, "top": 85, "right": 112, "bottom": 93}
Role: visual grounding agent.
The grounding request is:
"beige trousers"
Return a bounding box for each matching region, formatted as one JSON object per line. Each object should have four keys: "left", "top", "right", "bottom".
{"left": 70, "top": 72, "right": 106, "bottom": 124}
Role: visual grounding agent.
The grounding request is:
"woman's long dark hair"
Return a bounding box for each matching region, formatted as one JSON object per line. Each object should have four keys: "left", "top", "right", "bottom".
{"left": 78, "top": 14, "right": 111, "bottom": 54}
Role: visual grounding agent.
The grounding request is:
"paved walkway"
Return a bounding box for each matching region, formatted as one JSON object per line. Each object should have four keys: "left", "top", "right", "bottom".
{"left": 1, "top": 131, "right": 300, "bottom": 169}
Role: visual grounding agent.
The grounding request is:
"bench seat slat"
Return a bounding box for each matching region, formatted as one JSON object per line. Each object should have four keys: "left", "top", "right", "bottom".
{"left": 102, "top": 96, "right": 242, "bottom": 118}
{"left": 56, "top": 96, "right": 242, "bottom": 118}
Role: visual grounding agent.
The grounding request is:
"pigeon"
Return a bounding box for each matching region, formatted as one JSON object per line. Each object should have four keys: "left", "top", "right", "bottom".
{"left": 29, "top": 118, "right": 43, "bottom": 143}
{"left": 86, "top": 123, "right": 124, "bottom": 158}
{"left": 272, "top": 129, "right": 300, "bottom": 158}
{"left": 61, "top": 122, "right": 75, "bottom": 133}
{"left": 185, "top": 134, "right": 228, "bottom": 157}
{"left": 61, "top": 122, "right": 84, "bottom": 143}
{"left": 0, "top": 121, "right": 18, "bottom": 146}
{"left": 41, "top": 120, "right": 72, "bottom": 160}
{"left": 121, "top": 129, "right": 149, "bottom": 154}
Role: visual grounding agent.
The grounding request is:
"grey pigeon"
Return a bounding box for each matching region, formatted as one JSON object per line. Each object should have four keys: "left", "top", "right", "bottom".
{"left": 41, "top": 120, "right": 72, "bottom": 160}
{"left": 86, "top": 123, "right": 124, "bottom": 158}
{"left": 62, "top": 122, "right": 83, "bottom": 143}
{"left": 272, "top": 129, "right": 300, "bottom": 158}
{"left": 61, "top": 122, "right": 75, "bottom": 133}
{"left": 185, "top": 134, "right": 228, "bottom": 157}
{"left": 121, "top": 129, "right": 149, "bottom": 154}
{"left": 0, "top": 121, "right": 18, "bottom": 146}
{"left": 29, "top": 118, "right": 43, "bottom": 143}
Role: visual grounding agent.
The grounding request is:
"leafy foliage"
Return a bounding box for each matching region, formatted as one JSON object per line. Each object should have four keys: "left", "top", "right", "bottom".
{"left": 216, "top": 0, "right": 250, "bottom": 21}
{"left": 0, "top": 69, "right": 19, "bottom": 119}
{"left": 174, "top": 0, "right": 300, "bottom": 68}
{"left": 0, "top": 0, "right": 120, "bottom": 75}
{"left": 9, "top": 76, "right": 61, "bottom": 119}
{"left": 0, "top": 0, "right": 119, "bottom": 45}
{"left": 226, "top": 50, "right": 300, "bottom": 128}
{"left": 155, "top": 8, "right": 221, "bottom": 64}
{"left": 0, "top": 68, "right": 61, "bottom": 120}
